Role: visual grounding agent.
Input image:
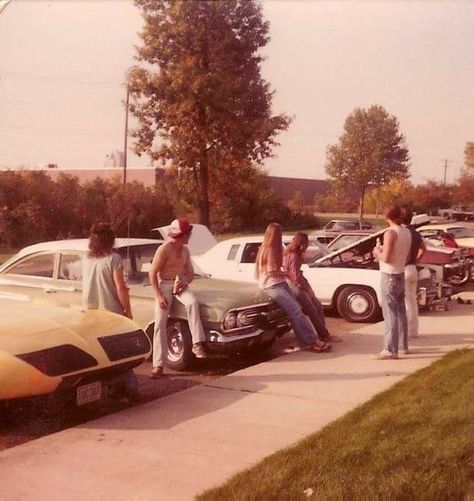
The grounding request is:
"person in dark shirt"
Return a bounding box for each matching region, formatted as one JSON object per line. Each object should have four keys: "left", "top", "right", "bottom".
{"left": 400, "top": 207, "right": 426, "bottom": 344}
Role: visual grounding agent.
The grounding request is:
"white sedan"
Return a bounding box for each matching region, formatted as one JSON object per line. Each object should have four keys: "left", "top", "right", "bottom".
{"left": 194, "top": 231, "right": 440, "bottom": 323}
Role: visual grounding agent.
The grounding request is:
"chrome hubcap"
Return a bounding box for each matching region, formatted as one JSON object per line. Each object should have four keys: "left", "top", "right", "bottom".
{"left": 347, "top": 292, "right": 369, "bottom": 315}
{"left": 167, "top": 323, "right": 184, "bottom": 362}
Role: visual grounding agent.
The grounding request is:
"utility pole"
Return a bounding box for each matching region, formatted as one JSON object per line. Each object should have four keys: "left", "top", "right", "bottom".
{"left": 443, "top": 159, "right": 449, "bottom": 185}
{"left": 123, "top": 85, "right": 130, "bottom": 185}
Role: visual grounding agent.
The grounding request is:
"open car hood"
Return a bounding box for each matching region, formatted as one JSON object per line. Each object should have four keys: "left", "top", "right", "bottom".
{"left": 152, "top": 223, "right": 217, "bottom": 255}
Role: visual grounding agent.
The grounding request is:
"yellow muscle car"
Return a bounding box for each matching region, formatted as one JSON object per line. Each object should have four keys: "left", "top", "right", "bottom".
{"left": 0, "top": 294, "right": 150, "bottom": 403}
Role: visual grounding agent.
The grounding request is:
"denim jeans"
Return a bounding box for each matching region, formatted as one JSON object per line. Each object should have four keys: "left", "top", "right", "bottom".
{"left": 265, "top": 282, "right": 317, "bottom": 347}
{"left": 404, "top": 265, "right": 419, "bottom": 339}
{"left": 380, "top": 272, "right": 408, "bottom": 354}
{"left": 291, "top": 285, "right": 330, "bottom": 340}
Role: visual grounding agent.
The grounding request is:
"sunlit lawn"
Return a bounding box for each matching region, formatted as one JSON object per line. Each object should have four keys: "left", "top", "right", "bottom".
{"left": 199, "top": 349, "right": 474, "bottom": 500}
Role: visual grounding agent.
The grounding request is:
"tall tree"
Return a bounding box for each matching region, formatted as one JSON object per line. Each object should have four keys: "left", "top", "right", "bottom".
{"left": 129, "top": 0, "right": 291, "bottom": 226}
{"left": 464, "top": 142, "right": 474, "bottom": 169}
{"left": 325, "top": 105, "right": 410, "bottom": 218}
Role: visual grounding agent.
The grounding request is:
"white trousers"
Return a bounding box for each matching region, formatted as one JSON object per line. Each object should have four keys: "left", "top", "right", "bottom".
{"left": 404, "top": 265, "right": 419, "bottom": 339}
{"left": 153, "top": 281, "right": 206, "bottom": 368}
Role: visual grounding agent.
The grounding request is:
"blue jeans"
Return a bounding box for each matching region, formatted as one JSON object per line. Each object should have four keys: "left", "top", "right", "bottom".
{"left": 292, "top": 286, "right": 330, "bottom": 340}
{"left": 265, "top": 282, "right": 317, "bottom": 347}
{"left": 380, "top": 272, "right": 408, "bottom": 354}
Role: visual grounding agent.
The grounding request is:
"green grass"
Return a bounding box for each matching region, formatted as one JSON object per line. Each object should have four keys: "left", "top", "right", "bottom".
{"left": 199, "top": 349, "right": 474, "bottom": 500}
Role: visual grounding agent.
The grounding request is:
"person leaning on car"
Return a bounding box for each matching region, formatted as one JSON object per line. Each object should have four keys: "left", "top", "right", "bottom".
{"left": 148, "top": 219, "right": 207, "bottom": 379}
{"left": 400, "top": 207, "right": 426, "bottom": 341}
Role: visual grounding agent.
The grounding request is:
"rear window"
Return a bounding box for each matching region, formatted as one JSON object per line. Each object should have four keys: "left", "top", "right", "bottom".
{"left": 227, "top": 244, "right": 240, "bottom": 261}
{"left": 241, "top": 243, "right": 261, "bottom": 264}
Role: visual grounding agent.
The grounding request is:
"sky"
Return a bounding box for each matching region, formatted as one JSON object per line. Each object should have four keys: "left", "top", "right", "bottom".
{"left": 0, "top": 0, "right": 473, "bottom": 184}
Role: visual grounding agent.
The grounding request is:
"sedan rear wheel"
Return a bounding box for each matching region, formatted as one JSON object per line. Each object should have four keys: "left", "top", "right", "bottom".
{"left": 336, "top": 286, "right": 381, "bottom": 323}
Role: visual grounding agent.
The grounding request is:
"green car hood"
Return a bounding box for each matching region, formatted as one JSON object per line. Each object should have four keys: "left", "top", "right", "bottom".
{"left": 129, "top": 277, "right": 271, "bottom": 324}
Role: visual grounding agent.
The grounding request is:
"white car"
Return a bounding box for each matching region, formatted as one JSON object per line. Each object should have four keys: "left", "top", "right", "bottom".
{"left": 417, "top": 224, "right": 474, "bottom": 248}
{"left": 194, "top": 231, "right": 442, "bottom": 323}
{"left": 0, "top": 238, "right": 292, "bottom": 370}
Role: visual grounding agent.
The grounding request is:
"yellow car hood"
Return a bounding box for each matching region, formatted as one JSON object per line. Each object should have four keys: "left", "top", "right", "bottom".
{"left": 0, "top": 298, "right": 150, "bottom": 400}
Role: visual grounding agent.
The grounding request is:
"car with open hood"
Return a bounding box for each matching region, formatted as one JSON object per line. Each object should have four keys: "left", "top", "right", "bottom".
{"left": 417, "top": 223, "right": 474, "bottom": 249}
{"left": 0, "top": 294, "right": 150, "bottom": 404}
{"left": 328, "top": 230, "right": 472, "bottom": 287}
{"left": 194, "top": 230, "right": 450, "bottom": 323}
{"left": 0, "top": 239, "right": 290, "bottom": 371}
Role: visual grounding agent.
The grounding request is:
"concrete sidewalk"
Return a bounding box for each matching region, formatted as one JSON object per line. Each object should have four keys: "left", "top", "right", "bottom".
{"left": 0, "top": 300, "right": 473, "bottom": 501}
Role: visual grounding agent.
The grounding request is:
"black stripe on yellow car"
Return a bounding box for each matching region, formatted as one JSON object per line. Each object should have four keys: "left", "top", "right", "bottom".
{"left": 17, "top": 345, "right": 98, "bottom": 377}
{"left": 98, "top": 329, "right": 150, "bottom": 362}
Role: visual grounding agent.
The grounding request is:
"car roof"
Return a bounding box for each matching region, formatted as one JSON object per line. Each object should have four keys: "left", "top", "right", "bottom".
{"left": 419, "top": 223, "right": 465, "bottom": 230}
{"left": 210, "top": 234, "right": 321, "bottom": 247}
{"left": 328, "top": 219, "right": 369, "bottom": 223}
{"left": 14, "top": 238, "right": 163, "bottom": 257}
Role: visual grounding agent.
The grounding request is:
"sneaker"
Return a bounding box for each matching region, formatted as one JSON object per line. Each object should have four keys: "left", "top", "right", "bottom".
{"left": 149, "top": 367, "right": 163, "bottom": 379}
{"left": 373, "top": 349, "right": 397, "bottom": 360}
{"left": 192, "top": 343, "right": 206, "bottom": 359}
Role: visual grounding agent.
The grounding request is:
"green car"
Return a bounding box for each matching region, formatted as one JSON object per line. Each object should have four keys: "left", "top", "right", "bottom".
{"left": 0, "top": 238, "right": 290, "bottom": 370}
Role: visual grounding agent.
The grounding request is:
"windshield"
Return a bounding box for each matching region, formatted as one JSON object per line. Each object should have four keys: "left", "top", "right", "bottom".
{"left": 327, "top": 234, "right": 365, "bottom": 252}
{"left": 117, "top": 243, "right": 207, "bottom": 285}
{"left": 117, "top": 244, "right": 159, "bottom": 285}
{"left": 448, "top": 227, "right": 474, "bottom": 238}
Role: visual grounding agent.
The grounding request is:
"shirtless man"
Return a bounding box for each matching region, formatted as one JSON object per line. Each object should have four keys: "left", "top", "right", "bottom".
{"left": 149, "top": 219, "right": 206, "bottom": 378}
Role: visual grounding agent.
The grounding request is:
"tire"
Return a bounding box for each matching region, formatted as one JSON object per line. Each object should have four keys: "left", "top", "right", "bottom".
{"left": 447, "top": 268, "right": 470, "bottom": 286}
{"left": 165, "top": 319, "right": 194, "bottom": 371}
{"left": 145, "top": 319, "right": 194, "bottom": 370}
{"left": 336, "top": 286, "right": 381, "bottom": 323}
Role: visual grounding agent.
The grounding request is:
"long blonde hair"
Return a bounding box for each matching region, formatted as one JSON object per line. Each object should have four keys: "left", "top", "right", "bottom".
{"left": 255, "top": 223, "right": 283, "bottom": 279}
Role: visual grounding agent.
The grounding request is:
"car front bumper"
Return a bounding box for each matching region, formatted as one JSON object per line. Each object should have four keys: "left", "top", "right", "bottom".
{"left": 205, "top": 324, "right": 291, "bottom": 353}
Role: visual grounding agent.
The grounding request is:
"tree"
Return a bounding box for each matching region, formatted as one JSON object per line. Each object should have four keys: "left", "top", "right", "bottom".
{"left": 453, "top": 168, "right": 474, "bottom": 205}
{"left": 287, "top": 191, "right": 304, "bottom": 214}
{"left": 325, "top": 105, "right": 410, "bottom": 218}
{"left": 410, "top": 180, "right": 454, "bottom": 214}
{"left": 364, "top": 177, "right": 414, "bottom": 215}
{"left": 128, "top": 0, "right": 291, "bottom": 226}
{"left": 465, "top": 142, "right": 474, "bottom": 169}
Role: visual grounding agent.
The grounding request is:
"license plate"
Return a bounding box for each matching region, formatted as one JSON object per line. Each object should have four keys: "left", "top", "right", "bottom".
{"left": 76, "top": 381, "right": 102, "bottom": 406}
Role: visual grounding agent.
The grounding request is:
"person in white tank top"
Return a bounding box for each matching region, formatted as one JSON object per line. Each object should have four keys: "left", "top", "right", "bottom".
{"left": 373, "top": 205, "right": 411, "bottom": 359}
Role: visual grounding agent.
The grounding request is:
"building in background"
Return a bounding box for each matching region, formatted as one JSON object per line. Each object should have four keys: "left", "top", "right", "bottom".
{"left": 0, "top": 165, "right": 329, "bottom": 203}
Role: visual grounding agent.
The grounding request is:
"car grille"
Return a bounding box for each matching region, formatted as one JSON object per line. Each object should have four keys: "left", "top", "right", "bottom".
{"left": 98, "top": 329, "right": 151, "bottom": 362}
{"left": 239, "top": 303, "right": 288, "bottom": 328}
